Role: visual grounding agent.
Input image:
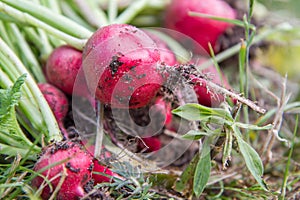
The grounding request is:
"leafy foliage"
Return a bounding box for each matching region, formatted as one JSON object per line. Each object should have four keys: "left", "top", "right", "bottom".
{"left": 0, "top": 74, "right": 39, "bottom": 157}
{"left": 173, "top": 103, "right": 272, "bottom": 195}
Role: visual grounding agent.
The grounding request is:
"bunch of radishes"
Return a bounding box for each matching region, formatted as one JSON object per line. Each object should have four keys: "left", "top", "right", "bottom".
{"left": 27, "top": 0, "right": 238, "bottom": 199}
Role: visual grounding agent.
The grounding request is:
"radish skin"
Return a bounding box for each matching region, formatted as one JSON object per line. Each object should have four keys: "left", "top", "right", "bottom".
{"left": 82, "top": 24, "right": 164, "bottom": 108}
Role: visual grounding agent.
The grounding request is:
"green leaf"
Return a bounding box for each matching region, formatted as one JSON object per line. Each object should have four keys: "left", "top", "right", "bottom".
{"left": 174, "top": 153, "right": 200, "bottom": 194}
{"left": 172, "top": 103, "right": 233, "bottom": 122}
{"left": 181, "top": 130, "right": 209, "bottom": 140}
{"left": 234, "top": 122, "right": 273, "bottom": 131}
{"left": 0, "top": 74, "right": 39, "bottom": 151}
{"left": 0, "top": 73, "right": 26, "bottom": 117}
{"left": 233, "top": 125, "right": 268, "bottom": 191}
{"left": 193, "top": 137, "right": 212, "bottom": 197}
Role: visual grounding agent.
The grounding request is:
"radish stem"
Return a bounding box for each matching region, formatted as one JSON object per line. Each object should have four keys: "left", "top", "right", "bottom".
{"left": 108, "top": 0, "right": 118, "bottom": 23}
{"left": 0, "top": 2, "right": 87, "bottom": 50}
{"left": 0, "top": 0, "right": 92, "bottom": 39}
{"left": 113, "top": 0, "right": 148, "bottom": 24}
{"left": 8, "top": 23, "right": 46, "bottom": 82}
{"left": 74, "top": 0, "right": 108, "bottom": 27}
{"left": 0, "top": 37, "right": 62, "bottom": 143}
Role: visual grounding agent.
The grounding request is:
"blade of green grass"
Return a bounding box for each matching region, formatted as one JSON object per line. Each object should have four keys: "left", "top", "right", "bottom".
{"left": 279, "top": 115, "right": 298, "bottom": 200}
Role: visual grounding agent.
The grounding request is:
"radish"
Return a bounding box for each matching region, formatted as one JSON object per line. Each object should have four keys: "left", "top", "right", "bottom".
{"left": 153, "top": 96, "right": 173, "bottom": 127}
{"left": 80, "top": 141, "right": 119, "bottom": 184}
{"left": 45, "top": 45, "right": 82, "bottom": 95}
{"left": 138, "top": 137, "right": 161, "bottom": 152}
{"left": 38, "top": 83, "right": 69, "bottom": 138}
{"left": 192, "top": 65, "right": 234, "bottom": 107}
{"left": 164, "top": 0, "right": 236, "bottom": 53}
{"left": 32, "top": 140, "right": 94, "bottom": 200}
{"left": 146, "top": 31, "right": 177, "bottom": 66}
{"left": 92, "top": 159, "right": 115, "bottom": 184}
{"left": 82, "top": 24, "right": 164, "bottom": 108}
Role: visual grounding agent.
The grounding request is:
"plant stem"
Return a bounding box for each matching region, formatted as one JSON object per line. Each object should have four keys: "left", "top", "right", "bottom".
{"left": 74, "top": 0, "right": 108, "bottom": 28}
{"left": 0, "top": 2, "right": 88, "bottom": 50}
{"left": 60, "top": 1, "right": 95, "bottom": 31}
{"left": 0, "top": 21, "right": 15, "bottom": 51}
{"left": 0, "top": 0, "right": 92, "bottom": 39}
{"left": 279, "top": 115, "right": 298, "bottom": 200}
{"left": 0, "top": 37, "right": 62, "bottom": 143}
{"left": 40, "top": 0, "right": 61, "bottom": 14}
{"left": 8, "top": 23, "right": 46, "bottom": 82}
{"left": 94, "top": 102, "right": 104, "bottom": 159}
{"left": 205, "top": 79, "right": 266, "bottom": 114}
{"left": 108, "top": 0, "right": 118, "bottom": 23}
{"left": 113, "top": 0, "right": 148, "bottom": 24}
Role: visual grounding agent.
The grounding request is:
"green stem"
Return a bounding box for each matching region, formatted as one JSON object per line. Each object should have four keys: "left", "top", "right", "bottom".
{"left": 0, "top": 37, "right": 62, "bottom": 143}
{"left": 0, "top": 2, "right": 87, "bottom": 50}
{"left": 255, "top": 102, "right": 300, "bottom": 126}
{"left": 108, "top": 0, "right": 118, "bottom": 23}
{"left": 75, "top": 0, "right": 108, "bottom": 28}
{"left": 40, "top": 0, "right": 61, "bottom": 14}
{"left": 113, "top": 0, "right": 148, "bottom": 24}
{"left": 23, "top": 27, "right": 53, "bottom": 62}
{"left": 0, "top": 0, "right": 92, "bottom": 39}
{"left": 279, "top": 115, "right": 298, "bottom": 200}
{"left": 0, "top": 52, "right": 35, "bottom": 102}
{"left": 0, "top": 21, "right": 15, "bottom": 51}
{"left": 8, "top": 23, "right": 46, "bottom": 82}
{"left": 60, "top": 1, "right": 95, "bottom": 31}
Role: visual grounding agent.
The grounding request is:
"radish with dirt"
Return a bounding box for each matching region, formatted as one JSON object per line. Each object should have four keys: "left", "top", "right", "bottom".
{"left": 82, "top": 24, "right": 164, "bottom": 108}
{"left": 38, "top": 83, "right": 69, "bottom": 138}
{"left": 32, "top": 140, "right": 94, "bottom": 200}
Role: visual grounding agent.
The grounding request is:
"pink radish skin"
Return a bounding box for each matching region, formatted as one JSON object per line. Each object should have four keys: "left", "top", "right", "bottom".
{"left": 153, "top": 97, "right": 173, "bottom": 126}
{"left": 138, "top": 137, "right": 161, "bottom": 152}
{"left": 46, "top": 45, "right": 82, "bottom": 95}
{"left": 38, "top": 83, "right": 69, "bottom": 138}
{"left": 92, "top": 160, "right": 115, "bottom": 184}
{"left": 82, "top": 24, "right": 164, "bottom": 108}
{"left": 146, "top": 31, "right": 177, "bottom": 66}
{"left": 80, "top": 141, "right": 119, "bottom": 184}
{"left": 165, "top": 0, "right": 236, "bottom": 53}
{"left": 192, "top": 65, "right": 234, "bottom": 107}
{"left": 32, "top": 141, "right": 94, "bottom": 200}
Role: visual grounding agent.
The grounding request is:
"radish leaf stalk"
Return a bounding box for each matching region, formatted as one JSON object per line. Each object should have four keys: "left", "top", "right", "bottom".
{"left": 0, "top": 0, "right": 92, "bottom": 39}
{"left": 0, "top": 2, "right": 88, "bottom": 50}
{"left": 0, "top": 37, "right": 62, "bottom": 143}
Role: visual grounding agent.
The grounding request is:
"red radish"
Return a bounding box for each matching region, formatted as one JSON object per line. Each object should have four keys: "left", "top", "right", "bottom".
{"left": 164, "top": 0, "right": 236, "bottom": 53}
{"left": 80, "top": 141, "right": 118, "bottom": 184}
{"left": 146, "top": 31, "right": 177, "bottom": 66}
{"left": 153, "top": 97, "right": 173, "bottom": 127}
{"left": 32, "top": 140, "right": 94, "bottom": 200}
{"left": 138, "top": 137, "right": 161, "bottom": 152}
{"left": 38, "top": 83, "right": 69, "bottom": 138}
{"left": 82, "top": 24, "right": 164, "bottom": 108}
{"left": 192, "top": 65, "right": 233, "bottom": 107}
{"left": 92, "top": 160, "right": 115, "bottom": 184}
{"left": 45, "top": 45, "right": 82, "bottom": 95}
